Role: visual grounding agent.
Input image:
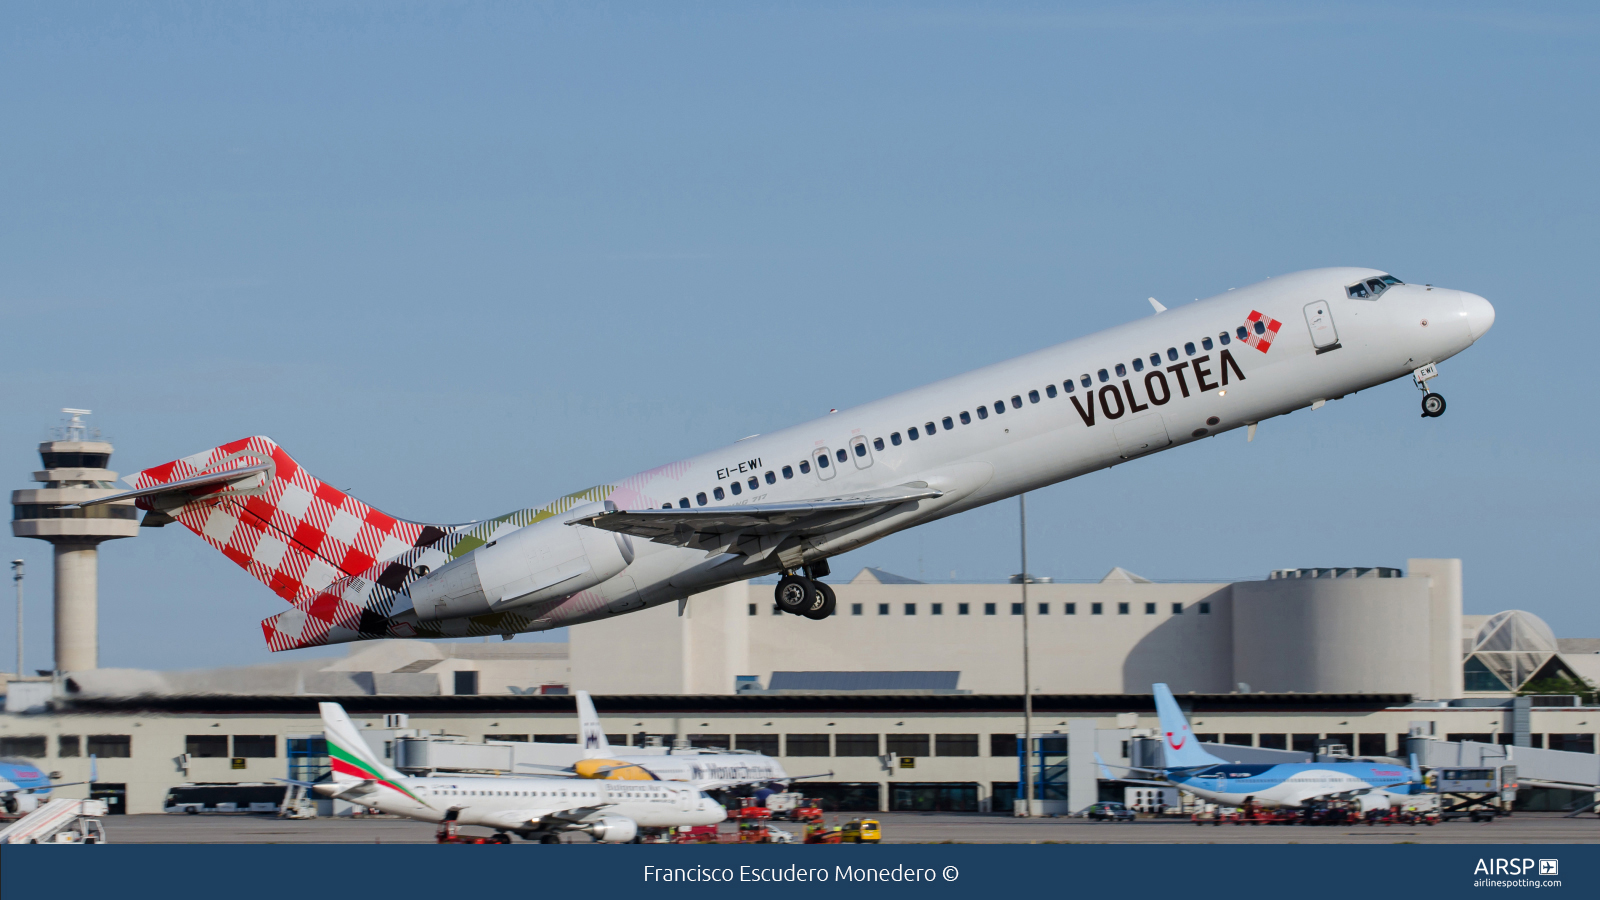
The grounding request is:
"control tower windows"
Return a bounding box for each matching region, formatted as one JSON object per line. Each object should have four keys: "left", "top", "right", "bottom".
{"left": 40, "top": 452, "right": 110, "bottom": 469}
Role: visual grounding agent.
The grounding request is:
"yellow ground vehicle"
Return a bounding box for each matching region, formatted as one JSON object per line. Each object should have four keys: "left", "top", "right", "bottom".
{"left": 840, "top": 819, "right": 881, "bottom": 843}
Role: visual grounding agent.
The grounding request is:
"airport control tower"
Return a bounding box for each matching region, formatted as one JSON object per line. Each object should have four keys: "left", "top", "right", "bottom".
{"left": 10, "top": 410, "right": 139, "bottom": 672}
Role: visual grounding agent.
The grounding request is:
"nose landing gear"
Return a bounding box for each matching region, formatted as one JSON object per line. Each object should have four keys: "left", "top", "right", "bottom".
{"left": 1413, "top": 362, "right": 1446, "bottom": 418}
{"left": 774, "top": 561, "right": 836, "bottom": 620}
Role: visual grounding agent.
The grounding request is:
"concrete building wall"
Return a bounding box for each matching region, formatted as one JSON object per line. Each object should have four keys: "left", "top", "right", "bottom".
{"left": 1410, "top": 558, "right": 1466, "bottom": 700}
{"left": 576, "top": 580, "right": 1234, "bottom": 695}
{"left": 5, "top": 701, "right": 1594, "bottom": 814}
{"left": 1233, "top": 577, "right": 1434, "bottom": 695}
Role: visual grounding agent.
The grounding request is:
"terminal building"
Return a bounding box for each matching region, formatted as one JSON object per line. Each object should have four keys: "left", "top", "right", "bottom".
{"left": 3, "top": 558, "right": 1597, "bottom": 815}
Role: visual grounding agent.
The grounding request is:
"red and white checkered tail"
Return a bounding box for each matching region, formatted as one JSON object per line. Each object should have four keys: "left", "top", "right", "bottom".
{"left": 126, "top": 436, "right": 450, "bottom": 606}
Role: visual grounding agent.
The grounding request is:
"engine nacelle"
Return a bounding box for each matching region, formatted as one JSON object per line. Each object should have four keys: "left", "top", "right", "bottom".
{"left": 584, "top": 816, "right": 638, "bottom": 843}
{"left": 409, "top": 501, "right": 633, "bottom": 622}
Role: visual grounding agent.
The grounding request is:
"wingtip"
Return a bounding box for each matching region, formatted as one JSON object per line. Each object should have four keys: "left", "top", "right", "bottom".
{"left": 1148, "top": 297, "right": 1167, "bottom": 314}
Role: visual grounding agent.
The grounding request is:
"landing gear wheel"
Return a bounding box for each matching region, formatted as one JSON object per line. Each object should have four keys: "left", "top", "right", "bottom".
{"left": 539, "top": 833, "right": 562, "bottom": 844}
{"left": 491, "top": 832, "right": 512, "bottom": 844}
{"left": 1421, "top": 393, "right": 1446, "bottom": 417}
{"left": 774, "top": 575, "right": 815, "bottom": 615}
{"left": 801, "top": 581, "right": 837, "bottom": 620}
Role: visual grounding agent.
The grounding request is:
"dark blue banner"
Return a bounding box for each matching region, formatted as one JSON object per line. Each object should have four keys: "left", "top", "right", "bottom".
{"left": 5, "top": 845, "right": 1597, "bottom": 898}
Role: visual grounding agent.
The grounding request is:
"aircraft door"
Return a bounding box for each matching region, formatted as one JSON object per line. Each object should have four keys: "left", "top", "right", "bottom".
{"left": 1113, "top": 415, "right": 1171, "bottom": 459}
{"left": 1303, "top": 301, "right": 1340, "bottom": 352}
{"left": 850, "top": 436, "right": 873, "bottom": 469}
{"left": 678, "top": 786, "right": 695, "bottom": 812}
{"left": 814, "top": 448, "right": 836, "bottom": 480}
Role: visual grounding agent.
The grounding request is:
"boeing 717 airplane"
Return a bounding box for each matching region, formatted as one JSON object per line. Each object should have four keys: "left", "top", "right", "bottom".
{"left": 73, "top": 268, "right": 1493, "bottom": 649}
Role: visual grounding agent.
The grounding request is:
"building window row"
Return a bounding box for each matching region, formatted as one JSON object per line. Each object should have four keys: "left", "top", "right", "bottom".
{"left": 818, "top": 601, "right": 1211, "bottom": 616}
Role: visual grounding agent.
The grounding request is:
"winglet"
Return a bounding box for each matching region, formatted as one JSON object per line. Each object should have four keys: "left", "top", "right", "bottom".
{"left": 576, "top": 691, "right": 615, "bottom": 759}
{"left": 1149, "top": 297, "right": 1167, "bottom": 314}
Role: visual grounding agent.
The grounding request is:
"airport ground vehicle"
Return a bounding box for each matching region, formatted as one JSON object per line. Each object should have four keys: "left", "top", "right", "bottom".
{"left": 1086, "top": 801, "right": 1137, "bottom": 822}
{"left": 0, "top": 799, "right": 108, "bottom": 844}
{"left": 840, "top": 819, "right": 881, "bottom": 843}
{"left": 164, "top": 782, "right": 287, "bottom": 814}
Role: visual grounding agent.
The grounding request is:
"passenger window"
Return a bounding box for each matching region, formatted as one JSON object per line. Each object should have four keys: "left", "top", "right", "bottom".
{"left": 835, "top": 448, "right": 847, "bottom": 462}
{"left": 1027, "top": 390, "right": 1039, "bottom": 404}
{"left": 977, "top": 406, "right": 989, "bottom": 419}
{"left": 1045, "top": 385, "right": 1056, "bottom": 398}
{"left": 1184, "top": 341, "right": 1195, "bottom": 356}
{"left": 662, "top": 504, "right": 671, "bottom": 509}
{"left": 1219, "top": 332, "right": 1230, "bottom": 345}
{"left": 1080, "top": 374, "right": 1091, "bottom": 388}
{"left": 1149, "top": 353, "right": 1160, "bottom": 367}
{"left": 765, "top": 471, "right": 776, "bottom": 484}
{"left": 854, "top": 443, "right": 866, "bottom": 457}
{"left": 1254, "top": 320, "right": 1266, "bottom": 335}
{"left": 1010, "top": 395, "right": 1022, "bottom": 409}
{"left": 891, "top": 432, "right": 902, "bottom": 445}
{"left": 942, "top": 416, "right": 954, "bottom": 429}
{"left": 909, "top": 427, "right": 920, "bottom": 440}
{"left": 1063, "top": 380, "right": 1074, "bottom": 394}
{"left": 697, "top": 492, "right": 707, "bottom": 505}
{"left": 1114, "top": 363, "right": 1126, "bottom": 378}
{"left": 782, "top": 466, "right": 793, "bottom": 479}
{"left": 679, "top": 498, "right": 690, "bottom": 508}
{"left": 1132, "top": 358, "right": 1143, "bottom": 372}
{"left": 1097, "top": 369, "right": 1109, "bottom": 383}
{"left": 925, "top": 421, "right": 936, "bottom": 434}
{"left": 1167, "top": 347, "right": 1178, "bottom": 361}
{"left": 1236, "top": 326, "right": 1248, "bottom": 339}
{"left": 873, "top": 437, "right": 884, "bottom": 450}
{"left": 730, "top": 481, "right": 741, "bottom": 495}
{"left": 960, "top": 410, "right": 972, "bottom": 424}
{"left": 748, "top": 476, "right": 758, "bottom": 489}
{"left": 817, "top": 453, "right": 831, "bottom": 468}
{"left": 1202, "top": 337, "right": 1213, "bottom": 350}
{"left": 714, "top": 487, "right": 725, "bottom": 500}
{"left": 994, "top": 401, "right": 1005, "bottom": 414}
{"left": 799, "top": 461, "right": 811, "bottom": 474}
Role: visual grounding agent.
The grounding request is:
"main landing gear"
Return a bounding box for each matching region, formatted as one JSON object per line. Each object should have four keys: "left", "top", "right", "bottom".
{"left": 775, "top": 560, "right": 836, "bottom": 620}
{"left": 1413, "top": 362, "right": 1446, "bottom": 418}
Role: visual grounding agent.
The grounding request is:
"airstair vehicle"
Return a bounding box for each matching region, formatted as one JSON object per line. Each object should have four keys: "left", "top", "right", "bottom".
{"left": 0, "top": 799, "right": 109, "bottom": 844}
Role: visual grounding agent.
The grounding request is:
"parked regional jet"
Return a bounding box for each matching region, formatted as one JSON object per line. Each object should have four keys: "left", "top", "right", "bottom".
{"left": 1134, "top": 683, "right": 1425, "bottom": 808}
{"left": 303, "top": 702, "right": 723, "bottom": 842}
{"left": 518, "top": 691, "right": 791, "bottom": 789}
{"left": 71, "top": 269, "right": 1493, "bottom": 650}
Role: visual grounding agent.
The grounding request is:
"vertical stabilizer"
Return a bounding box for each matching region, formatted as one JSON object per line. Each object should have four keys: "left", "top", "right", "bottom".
{"left": 576, "top": 691, "right": 614, "bottom": 759}
{"left": 1152, "top": 683, "right": 1226, "bottom": 769}
{"left": 319, "top": 702, "right": 424, "bottom": 804}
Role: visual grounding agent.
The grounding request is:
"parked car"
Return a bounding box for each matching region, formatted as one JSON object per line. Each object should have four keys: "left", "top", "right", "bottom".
{"left": 840, "top": 819, "right": 881, "bottom": 843}
{"left": 1086, "top": 802, "right": 1137, "bottom": 822}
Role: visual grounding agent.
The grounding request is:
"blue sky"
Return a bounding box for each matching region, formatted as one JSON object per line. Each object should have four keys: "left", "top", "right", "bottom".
{"left": 2, "top": 2, "right": 1596, "bottom": 670}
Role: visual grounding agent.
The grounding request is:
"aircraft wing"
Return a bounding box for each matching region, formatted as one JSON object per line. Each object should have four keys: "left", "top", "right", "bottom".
{"left": 59, "top": 462, "right": 272, "bottom": 511}
{"left": 568, "top": 483, "right": 943, "bottom": 559}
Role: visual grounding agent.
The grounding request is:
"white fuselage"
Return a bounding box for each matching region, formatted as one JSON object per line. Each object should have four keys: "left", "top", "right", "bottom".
{"left": 322, "top": 771, "right": 725, "bottom": 833}
{"left": 530, "top": 268, "right": 1490, "bottom": 627}
{"left": 610, "top": 749, "right": 789, "bottom": 787}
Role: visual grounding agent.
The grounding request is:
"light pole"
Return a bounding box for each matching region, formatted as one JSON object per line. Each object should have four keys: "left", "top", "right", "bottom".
{"left": 1020, "top": 494, "right": 1033, "bottom": 817}
{"left": 11, "top": 560, "right": 22, "bottom": 677}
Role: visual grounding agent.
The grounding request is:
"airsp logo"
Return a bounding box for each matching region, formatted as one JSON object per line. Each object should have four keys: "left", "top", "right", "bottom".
{"left": 1539, "top": 860, "right": 1559, "bottom": 876}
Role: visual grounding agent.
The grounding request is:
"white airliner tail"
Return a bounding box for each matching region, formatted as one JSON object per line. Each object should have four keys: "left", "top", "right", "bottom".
{"left": 320, "top": 702, "right": 411, "bottom": 788}
{"left": 1152, "top": 683, "right": 1227, "bottom": 769}
{"left": 576, "top": 691, "right": 615, "bottom": 759}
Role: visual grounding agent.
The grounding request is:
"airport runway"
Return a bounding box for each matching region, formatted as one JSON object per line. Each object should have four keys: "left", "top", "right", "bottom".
{"left": 100, "top": 812, "right": 1598, "bottom": 844}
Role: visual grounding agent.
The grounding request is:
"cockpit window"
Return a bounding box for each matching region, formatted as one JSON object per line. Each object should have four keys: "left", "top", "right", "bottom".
{"left": 1348, "top": 274, "right": 1403, "bottom": 300}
